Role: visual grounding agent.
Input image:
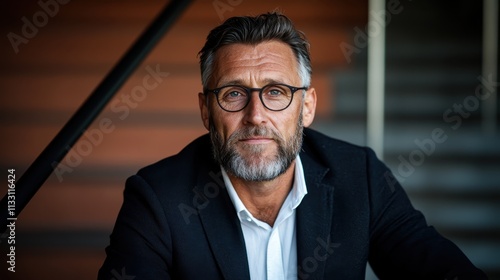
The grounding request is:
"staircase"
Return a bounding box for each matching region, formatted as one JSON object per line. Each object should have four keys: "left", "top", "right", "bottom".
{"left": 321, "top": 1, "right": 500, "bottom": 278}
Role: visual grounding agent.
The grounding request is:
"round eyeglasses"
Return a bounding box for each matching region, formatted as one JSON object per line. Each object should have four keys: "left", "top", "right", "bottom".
{"left": 204, "top": 83, "right": 308, "bottom": 112}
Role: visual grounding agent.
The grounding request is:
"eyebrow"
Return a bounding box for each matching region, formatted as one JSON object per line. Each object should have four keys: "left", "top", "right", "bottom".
{"left": 216, "top": 78, "right": 287, "bottom": 88}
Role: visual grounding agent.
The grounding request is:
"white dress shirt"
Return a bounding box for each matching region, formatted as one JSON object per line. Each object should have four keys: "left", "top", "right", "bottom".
{"left": 221, "top": 155, "right": 308, "bottom": 280}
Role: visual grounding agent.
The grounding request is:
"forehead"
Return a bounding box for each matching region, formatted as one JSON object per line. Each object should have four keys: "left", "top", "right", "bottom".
{"left": 211, "top": 40, "right": 300, "bottom": 87}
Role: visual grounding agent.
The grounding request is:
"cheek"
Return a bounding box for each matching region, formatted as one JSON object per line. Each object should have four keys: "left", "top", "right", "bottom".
{"left": 211, "top": 111, "right": 242, "bottom": 139}
{"left": 281, "top": 106, "right": 302, "bottom": 134}
{"left": 271, "top": 117, "right": 295, "bottom": 142}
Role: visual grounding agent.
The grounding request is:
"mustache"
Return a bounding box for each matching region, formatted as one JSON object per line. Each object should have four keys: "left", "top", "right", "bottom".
{"left": 228, "top": 126, "right": 284, "bottom": 143}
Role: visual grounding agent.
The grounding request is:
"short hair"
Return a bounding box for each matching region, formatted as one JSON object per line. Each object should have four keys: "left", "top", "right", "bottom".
{"left": 198, "top": 12, "right": 312, "bottom": 89}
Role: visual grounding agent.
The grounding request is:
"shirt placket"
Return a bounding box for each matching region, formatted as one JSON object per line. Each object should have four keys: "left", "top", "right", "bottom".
{"left": 266, "top": 227, "right": 285, "bottom": 280}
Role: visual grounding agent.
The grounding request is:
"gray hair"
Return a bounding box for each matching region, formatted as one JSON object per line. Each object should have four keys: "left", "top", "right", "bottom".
{"left": 198, "top": 12, "right": 312, "bottom": 89}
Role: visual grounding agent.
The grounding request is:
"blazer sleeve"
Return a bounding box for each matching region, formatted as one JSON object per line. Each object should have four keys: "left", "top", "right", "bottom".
{"left": 364, "top": 148, "right": 487, "bottom": 279}
{"left": 98, "top": 175, "right": 172, "bottom": 280}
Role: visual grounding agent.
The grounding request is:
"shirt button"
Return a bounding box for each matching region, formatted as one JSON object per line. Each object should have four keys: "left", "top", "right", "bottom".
{"left": 240, "top": 212, "right": 252, "bottom": 222}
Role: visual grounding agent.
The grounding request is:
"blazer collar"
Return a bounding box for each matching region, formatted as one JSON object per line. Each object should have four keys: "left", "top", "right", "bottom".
{"left": 195, "top": 164, "right": 251, "bottom": 280}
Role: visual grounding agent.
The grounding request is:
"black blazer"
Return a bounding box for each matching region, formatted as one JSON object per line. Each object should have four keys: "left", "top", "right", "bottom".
{"left": 98, "top": 128, "right": 486, "bottom": 279}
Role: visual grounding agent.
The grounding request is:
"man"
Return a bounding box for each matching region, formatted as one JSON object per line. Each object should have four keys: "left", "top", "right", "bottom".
{"left": 99, "top": 12, "right": 486, "bottom": 279}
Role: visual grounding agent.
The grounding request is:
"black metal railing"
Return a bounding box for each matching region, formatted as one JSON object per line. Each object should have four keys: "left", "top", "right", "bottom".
{"left": 0, "top": 0, "right": 193, "bottom": 232}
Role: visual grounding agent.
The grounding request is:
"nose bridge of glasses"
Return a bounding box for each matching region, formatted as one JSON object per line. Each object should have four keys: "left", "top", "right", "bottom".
{"left": 245, "top": 87, "right": 266, "bottom": 110}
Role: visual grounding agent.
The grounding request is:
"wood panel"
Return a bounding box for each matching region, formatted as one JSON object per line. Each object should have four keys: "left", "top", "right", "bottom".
{"left": 0, "top": 123, "right": 207, "bottom": 167}
{"left": 0, "top": 249, "right": 105, "bottom": 280}
{"left": 17, "top": 182, "right": 123, "bottom": 230}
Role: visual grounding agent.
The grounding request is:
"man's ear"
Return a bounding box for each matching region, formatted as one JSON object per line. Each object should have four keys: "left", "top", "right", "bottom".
{"left": 302, "top": 87, "right": 317, "bottom": 127}
{"left": 198, "top": 92, "right": 210, "bottom": 130}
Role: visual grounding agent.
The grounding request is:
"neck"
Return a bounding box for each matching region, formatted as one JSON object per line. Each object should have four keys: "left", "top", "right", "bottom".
{"left": 229, "top": 161, "right": 296, "bottom": 227}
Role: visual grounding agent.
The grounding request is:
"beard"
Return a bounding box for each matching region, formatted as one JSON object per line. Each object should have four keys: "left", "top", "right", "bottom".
{"left": 209, "top": 113, "right": 304, "bottom": 182}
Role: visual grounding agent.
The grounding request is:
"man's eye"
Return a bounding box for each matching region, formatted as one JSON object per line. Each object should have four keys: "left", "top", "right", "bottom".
{"left": 265, "top": 87, "right": 287, "bottom": 98}
{"left": 223, "top": 89, "right": 246, "bottom": 100}
{"left": 228, "top": 91, "right": 242, "bottom": 97}
{"left": 269, "top": 89, "right": 283, "bottom": 96}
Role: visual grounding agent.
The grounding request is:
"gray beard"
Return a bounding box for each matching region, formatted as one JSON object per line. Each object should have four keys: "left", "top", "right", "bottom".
{"left": 209, "top": 114, "right": 303, "bottom": 182}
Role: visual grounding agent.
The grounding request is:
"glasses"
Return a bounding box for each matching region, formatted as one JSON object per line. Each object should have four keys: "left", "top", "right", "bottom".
{"left": 204, "top": 83, "right": 308, "bottom": 112}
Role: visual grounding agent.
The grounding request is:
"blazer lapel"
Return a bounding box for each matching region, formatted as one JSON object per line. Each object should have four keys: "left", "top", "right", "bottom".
{"left": 195, "top": 167, "right": 251, "bottom": 280}
{"left": 296, "top": 151, "right": 336, "bottom": 279}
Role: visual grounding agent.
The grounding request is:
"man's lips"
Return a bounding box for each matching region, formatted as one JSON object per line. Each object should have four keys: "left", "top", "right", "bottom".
{"left": 239, "top": 137, "right": 274, "bottom": 144}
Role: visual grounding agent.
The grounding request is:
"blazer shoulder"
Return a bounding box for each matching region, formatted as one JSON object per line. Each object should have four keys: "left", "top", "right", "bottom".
{"left": 134, "top": 133, "right": 213, "bottom": 188}
{"left": 302, "top": 128, "right": 374, "bottom": 166}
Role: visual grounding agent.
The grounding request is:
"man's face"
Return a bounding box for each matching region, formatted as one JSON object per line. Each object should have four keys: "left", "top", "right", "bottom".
{"left": 199, "top": 40, "right": 316, "bottom": 181}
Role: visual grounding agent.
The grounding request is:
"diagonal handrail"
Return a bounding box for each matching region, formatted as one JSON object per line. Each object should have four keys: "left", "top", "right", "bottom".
{"left": 0, "top": 0, "right": 193, "bottom": 232}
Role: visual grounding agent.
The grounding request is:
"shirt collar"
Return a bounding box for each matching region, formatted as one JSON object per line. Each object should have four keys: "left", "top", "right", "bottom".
{"left": 291, "top": 155, "right": 308, "bottom": 209}
{"left": 221, "top": 155, "right": 308, "bottom": 222}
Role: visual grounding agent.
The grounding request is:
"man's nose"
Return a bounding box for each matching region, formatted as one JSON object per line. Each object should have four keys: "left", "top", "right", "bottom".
{"left": 242, "top": 91, "right": 267, "bottom": 125}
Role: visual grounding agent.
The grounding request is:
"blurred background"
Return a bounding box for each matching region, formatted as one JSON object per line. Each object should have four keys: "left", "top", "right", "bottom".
{"left": 0, "top": 0, "right": 498, "bottom": 279}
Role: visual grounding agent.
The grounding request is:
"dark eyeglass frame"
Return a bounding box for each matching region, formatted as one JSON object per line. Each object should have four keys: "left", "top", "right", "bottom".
{"left": 204, "top": 83, "right": 308, "bottom": 112}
